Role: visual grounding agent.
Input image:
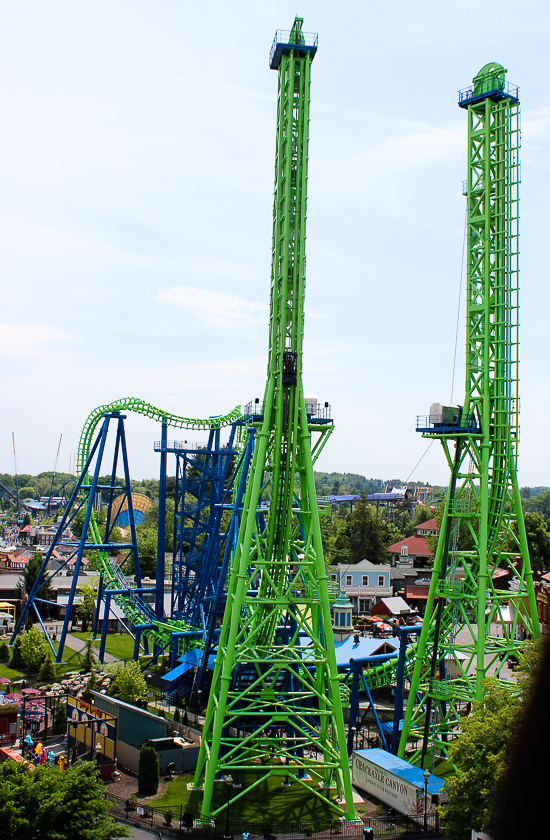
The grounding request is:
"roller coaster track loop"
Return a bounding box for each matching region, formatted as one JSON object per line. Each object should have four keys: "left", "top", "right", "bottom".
{"left": 77, "top": 397, "right": 243, "bottom": 476}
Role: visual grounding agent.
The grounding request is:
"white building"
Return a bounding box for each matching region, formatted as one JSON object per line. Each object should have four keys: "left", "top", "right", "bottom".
{"left": 329, "top": 559, "right": 393, "bottom": 614}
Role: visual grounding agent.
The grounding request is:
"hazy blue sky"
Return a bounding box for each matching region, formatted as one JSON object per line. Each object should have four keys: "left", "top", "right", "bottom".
{"left": 2, "top": 1, "right": 550, "bottom": 487}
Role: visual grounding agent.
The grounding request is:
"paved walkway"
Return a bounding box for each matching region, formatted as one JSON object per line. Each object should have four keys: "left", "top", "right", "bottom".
{"left": 62, "top": 632, "right": 119, "bottom": 664}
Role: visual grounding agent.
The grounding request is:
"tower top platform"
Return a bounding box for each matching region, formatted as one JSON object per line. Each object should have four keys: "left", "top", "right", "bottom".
{"left": 458, "top": 61, "right": 519, "bottom": 108}
{"left": 269, "top": 16, "right": 318, "bottom": 69}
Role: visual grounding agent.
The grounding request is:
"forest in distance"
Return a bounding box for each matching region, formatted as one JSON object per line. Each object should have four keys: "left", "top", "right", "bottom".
{"left": 3, "top": 470, "right": 550, "bottom": 577}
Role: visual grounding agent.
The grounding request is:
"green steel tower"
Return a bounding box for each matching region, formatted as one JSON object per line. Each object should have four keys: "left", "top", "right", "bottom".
{"left": 192, "top": 18, "right": 354, "bottom": 819}
{"left": 399, "top": 63, "right": 540, "bottom": 767}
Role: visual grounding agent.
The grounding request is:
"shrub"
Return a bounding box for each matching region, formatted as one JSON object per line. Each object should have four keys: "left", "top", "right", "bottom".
{"left": 164, "top": 809, "right": 173, "bottom": 826}
{"left": 173, "top": 707, "right": 180, "bottom": 723}
{"left": 0, "top": 641, "right": 10, "bottom": 662}
{"left": 38, "top": 651, "right": 56, "bottom": 683}
{"left": 9, "top": 635, "right": 24, "bottom": 669}
{"left": 138, "top": 744, "right": 159, "bottom": 796}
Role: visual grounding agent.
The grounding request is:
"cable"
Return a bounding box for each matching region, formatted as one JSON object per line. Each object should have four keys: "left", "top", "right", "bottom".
{"left": 450, "top": 206, "right": 468, "bottom": 404}
{"left": 404, "top": 441, "right": 434, "bottom": 485}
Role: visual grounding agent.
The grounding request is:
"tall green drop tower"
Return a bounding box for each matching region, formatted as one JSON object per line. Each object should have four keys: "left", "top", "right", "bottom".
{"left": 399, "top": 63, "right": 540, "bottom": 766}
{"left": 192, "top": 18, "right": 354, "bottom": 819}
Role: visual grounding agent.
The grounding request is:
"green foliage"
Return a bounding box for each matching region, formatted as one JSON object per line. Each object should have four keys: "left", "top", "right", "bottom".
{"left": 52, "top": 702, "right": 67, "bottom": 735}
{"left": 19, "top": 627, "right": 49, "bottom": 671}
{"left": 38, "top": 650, "right": 56, "bottom": 683}
{"left": 347, "top": 494, "right": 389, "bottom": 564}
{"left": 138, "top": 744, "right": 159, "bottom": 796}
{"left": 109, "top": 659, "right": 148, "bottom": 705}
{"left": 173, "top": 706, "right": 180, "bottom": 723}
{"left": 22, "top": 511, "right": 33, "bottom": 525}
{"left": 16, "top": 552, "right": 55, "bottom": 616}
{"left": 0, "top": 642, "right": 10, "bottom": 662}
{"left": 9, "top": 636, "right": 24, "bottom": 669}
{"left": 439, "top": 680, "right": 521, "bottom": 839}
{"left": 505, "top": 511, "right": 550, "bottom": 572}
{"left": 0, "top": 759, "right": 128, "bottom": 839}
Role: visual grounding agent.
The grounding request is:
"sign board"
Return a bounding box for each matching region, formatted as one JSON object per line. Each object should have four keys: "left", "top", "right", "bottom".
{"left": 352, "top": 752, "right": 433, "bottom": 817}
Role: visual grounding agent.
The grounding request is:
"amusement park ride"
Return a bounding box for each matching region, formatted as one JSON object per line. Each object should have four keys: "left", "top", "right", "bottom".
{"left": 9, "top": 18, "right": 540, "bottom": 818}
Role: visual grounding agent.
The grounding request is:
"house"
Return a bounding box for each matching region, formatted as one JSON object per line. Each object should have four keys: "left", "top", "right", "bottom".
{"left": 414, "top": 518, "right": 439, "bottom": 538}
{"left": 371, "top": 596, "right": 416, "bottom": 621}
{"left": 387, "top": 535, "right": 433, "bottom": 568}
{"left": 329, "top": 559, "right": 392, "bottom": 614}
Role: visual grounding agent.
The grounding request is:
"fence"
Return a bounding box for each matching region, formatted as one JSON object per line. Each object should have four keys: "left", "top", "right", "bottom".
{"left": 104, "top": 791, "right": 440, "bottom": 838}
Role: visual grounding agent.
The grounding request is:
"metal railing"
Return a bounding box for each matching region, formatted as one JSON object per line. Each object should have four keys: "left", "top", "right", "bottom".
{"left": 415, "top": 413, "right": 480, "bottom": 433}
{"left": 244, "top": 401, "right": 331, "bottom": 421}
{"left": 154, "top": 441, "right": 232, "bottom": 452}
{"left": 104, "top": 791, "right": 440, "bottom": 837}
{"left": 458, "top": 80, "right": 519, "bottom": 105}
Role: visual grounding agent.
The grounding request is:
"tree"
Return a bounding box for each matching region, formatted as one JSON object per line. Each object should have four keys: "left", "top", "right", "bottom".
{"left": 52, "top": 702, "right": 67, "bottom": 735}
{"left": 439, "top": 679, "right": 521, "bottom": 839}
{"left": 439, "top": 641, "right": 542, "bottom": 839}
{"left": 109, "top": 660, "right": 148, "bottom": 705}
{"left": 38, "top": 650, "right": 56, "bottom": 683}
{"left": 9, "top": 635, "right": 24, "bottom": 669}
{"left": 0, "top": 641, "right": 9, "bottom": 662}
{"left": 0, "top": 759, "right": 128, "bottom": 839}
{"left": 16, "top": 552, "right": 55, "bottom": 617}
{"left": 22, "top": 512, "right": 32, "bottom": 525}
{"left": 347, "top": 495, "right": 389, "bottom": 564}
{"left": 505, "top": 511, "right": 550, "bottom": 572}
{"left": 75, "top": 580, "right": 99, "bottom": 631}
{"left": 19, "top": 627, "right": 49, "bottom": 671}
{"left": 138, "top": 744, "right": 159, "bottom": 795}
{"left": 82, "top": 637, "right": 98, "bottom": 674}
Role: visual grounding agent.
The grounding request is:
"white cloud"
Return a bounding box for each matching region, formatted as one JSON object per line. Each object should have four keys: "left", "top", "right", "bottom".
{"left": 158, "top": 285, "right": 268, "bottom": 329}
{"left": 0, "top": 324, "right": 72, "bottom": 357}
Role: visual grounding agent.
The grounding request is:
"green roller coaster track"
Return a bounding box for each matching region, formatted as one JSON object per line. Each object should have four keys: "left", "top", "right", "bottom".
{"left": 77, "top": 397, "right": 243, "bottom": 475}
{"left": 74, "top": 399, "right": 243, "bottom": 651}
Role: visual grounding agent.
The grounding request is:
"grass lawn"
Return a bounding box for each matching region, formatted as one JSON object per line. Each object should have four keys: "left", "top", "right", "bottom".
{"left": 0, "top": 662, "right": 24, "bottom": 681}
{"left": 70, "top": 631, "right": 136, "bottom": 661}
{"left": 0, "top": 644, "right": 83, "bottom": 685}
{"left": 151, "top": 768, "right": 344, "bottom": 824}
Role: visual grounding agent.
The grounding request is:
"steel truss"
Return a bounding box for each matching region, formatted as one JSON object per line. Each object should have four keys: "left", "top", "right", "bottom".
{"left": 192, "top": 18, "right": 354, "bottom": 820}
{"left": 399, "top": 63, "right": 539, "bottom": 767}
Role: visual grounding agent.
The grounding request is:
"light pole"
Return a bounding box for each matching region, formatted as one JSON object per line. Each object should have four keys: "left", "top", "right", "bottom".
{"left": 423, "top": 768, "right": 430, "bottom": 830}
{"left": 95, "top": 742, "right": 102, "bottom": 773}
{"left": 223, "top": 774, "right": 233, "bottom": 840}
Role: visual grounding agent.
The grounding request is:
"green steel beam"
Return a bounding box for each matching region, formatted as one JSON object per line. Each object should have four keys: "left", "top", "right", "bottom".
{"left": 192, "top": 18, "right": 355, "bottom": 820}
{"left": 398, "top": 63, "right": 539, "bottom": 766}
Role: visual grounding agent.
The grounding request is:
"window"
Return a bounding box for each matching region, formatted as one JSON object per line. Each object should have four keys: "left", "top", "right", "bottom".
{"left": 359, "top": 599, "right": 369, "bottom": 613}
{"left": 346, "top": 575, "right": 352, "bottom": 587}
{"left": 401, "top": 545, "right": 409, "bottom": 556}
{"left": 347, "top": 613, "right": 351, "bottom": 626}
{"left": 330, "top": 574, "right": 337, "bottom": 581}
{"left": 378, "top": 575, "right": 385, "bottom": 587}
{"left": 334, "top": 612, "right": 339, "bottom": 626}
{"left": 362, "top": 575, "right": 369, "bottom": 587}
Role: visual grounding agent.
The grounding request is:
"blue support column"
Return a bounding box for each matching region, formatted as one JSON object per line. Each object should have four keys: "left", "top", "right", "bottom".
{"left": 93, "top": 574, "right": 104, "bottom": 640}
{"left": 155, "top": 422, "right": 168, "bottom": 660}
{"left": 98, "top": 591, "right": 112, "bottom": 664}
{"left": 133, "top": 630, "right": 142, "bottom": 661}
{"left": 391, "top": 625, "right": 422, "bottom": 755}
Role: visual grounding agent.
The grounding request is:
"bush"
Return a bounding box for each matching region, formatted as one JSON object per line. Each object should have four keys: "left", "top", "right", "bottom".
{"left": 52, "top": 703, "right": 67, "bottom": 735}
{"left": 0, "top": 641, "right": 10, "bottom": 662}
{"left": 164, "top": 809, "right": 173, "bottom": 827}
{"left": 20, "top": 627, "right": 49, "bottom": 671}
{"left": 38, "top": 651, "right": 56, "bottom": 683}
{"left": 173, "top": 707, "right": 180, "bottom": 723}
{"left": 127, "top": 794, "right": 138, "bottom": 812}
{"left": 138, "top": 744, "right": 159, "bottom": 796}
{"left": 9, "top": 635, "right": 25, "bottom": 669}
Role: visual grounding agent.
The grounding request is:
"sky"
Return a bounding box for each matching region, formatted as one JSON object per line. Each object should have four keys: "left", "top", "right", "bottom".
{"left": 1, "top": 0, "right": 550, "bottom": 488}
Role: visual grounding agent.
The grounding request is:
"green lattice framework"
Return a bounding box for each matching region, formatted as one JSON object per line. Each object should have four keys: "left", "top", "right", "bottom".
{"left": 397, "top": 63, "right": 540, "bottom": 765}
{"left": 75, "top": 398, "right": 242, "bottom": 648}
{"left": 191, "top": 18, "right": 355, "bottom": 820}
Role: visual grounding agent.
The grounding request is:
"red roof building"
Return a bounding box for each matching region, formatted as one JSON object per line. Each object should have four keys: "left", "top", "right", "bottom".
{"left": 387, "top": 535, "right": 432, "bottom": 568}
{"left": 414, "top": 518, "right": 439, "bottom": 537}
